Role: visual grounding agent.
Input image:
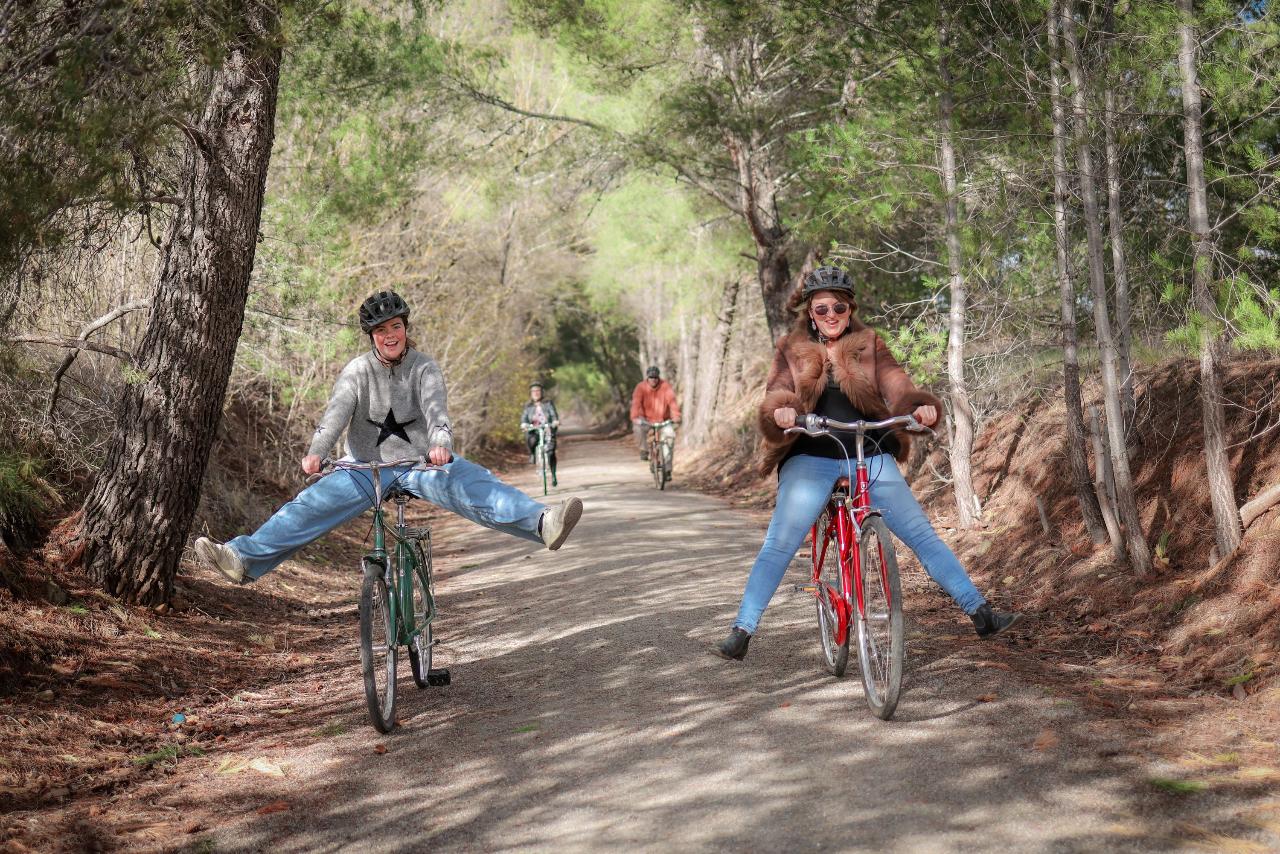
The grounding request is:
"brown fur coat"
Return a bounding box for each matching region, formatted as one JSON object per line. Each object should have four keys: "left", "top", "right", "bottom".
{"left": 756, "top": 316, "right": 943, "bottom": 476}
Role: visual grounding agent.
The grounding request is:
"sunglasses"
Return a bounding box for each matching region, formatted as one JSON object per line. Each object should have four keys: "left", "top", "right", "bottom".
{"left": 811, "top": 303, "right": 850, "bottom": 317}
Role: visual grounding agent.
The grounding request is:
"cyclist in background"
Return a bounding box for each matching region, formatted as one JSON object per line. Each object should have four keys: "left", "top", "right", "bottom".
{"left": 521, "top": 381, "right": 560, "bottom": 487}
{"left": 192, "top": 290, "right": 584, "bottom": 584}
{"left": 630, "top": 365, "right": 681, "bottom": 461}
{"left": 713, "top": 266, "right": 1019, "bottom": 661}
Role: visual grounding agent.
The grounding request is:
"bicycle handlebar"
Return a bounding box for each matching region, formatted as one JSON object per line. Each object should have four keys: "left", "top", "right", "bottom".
{"left": 783, "top": 413, "right": 932, "bottom": 437}
{"left": 305, "top": 457, "right": 446, "bottom": 485}
{"left": 637, "top": 419, "right": 676, "bottom": 428}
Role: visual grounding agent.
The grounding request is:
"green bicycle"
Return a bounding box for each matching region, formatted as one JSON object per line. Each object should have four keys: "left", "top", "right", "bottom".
{"left": 316, "top": 457, "right": 451, "bottom": 733}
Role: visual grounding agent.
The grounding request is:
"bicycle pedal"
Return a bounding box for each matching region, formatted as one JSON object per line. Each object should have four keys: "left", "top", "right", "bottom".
{"left": 426, "top": 668, "right": 451, "bottom": 686}
{"left": 793, "top": 584, "right": 817, "bottom": 593}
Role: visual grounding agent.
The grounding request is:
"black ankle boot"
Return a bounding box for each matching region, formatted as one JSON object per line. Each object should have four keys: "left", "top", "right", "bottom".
{"left": 970, "top": 604, "right": 1022, "bottom": 639}
{"left": 714, "top": 627, "right": 752, "bottom": 661}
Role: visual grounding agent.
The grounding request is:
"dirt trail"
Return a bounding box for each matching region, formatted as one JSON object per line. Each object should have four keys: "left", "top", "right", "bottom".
{"left": 119, "top": 441, "right": 1280, "bottom": 851}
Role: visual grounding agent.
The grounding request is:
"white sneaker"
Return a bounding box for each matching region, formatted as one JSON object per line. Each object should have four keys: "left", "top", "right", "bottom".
{"left": 541, "top": 497, "right": 583, "bottom": 551}
{"left": 194, "top": 537, "right": 246, "bottom": 583}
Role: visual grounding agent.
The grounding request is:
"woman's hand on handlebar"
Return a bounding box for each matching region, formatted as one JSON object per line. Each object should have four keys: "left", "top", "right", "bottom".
{"left": 301, "top": 454, "right": 323, "bottom": 476}
{"left": 774, "top": 407, "right": 798, "bottom": 429}
{"left": 427, "top": 445, "right": 453, "bottom": 466}
{"left": 912, "top": 405, "right": 938, "bottom": 428}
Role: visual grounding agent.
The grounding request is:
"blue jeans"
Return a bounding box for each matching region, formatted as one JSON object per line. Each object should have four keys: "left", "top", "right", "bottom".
{"left": 227, "top": 456, "right": 546, "bottom": 580}
{"left": 732, "top": 454, "right": 985, "bottom": 633}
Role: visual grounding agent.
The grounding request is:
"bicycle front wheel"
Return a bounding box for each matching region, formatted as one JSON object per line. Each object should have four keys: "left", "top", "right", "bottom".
{"left": 855, "top": 516, "right": 903, "bottom": 720}
{"left": 661, "top": 441, "right": 673, "bottom": 485}
{"left": 539, "top": 445, "right": 548, "bottom": 496}
{"left": 360, "top": 568, "right": 398, "bottom": 733}
{"left": 407, "top": 546, "right": 435, "bottom": 689}
{"left": 650, "top": 444, "right": 663, "bottom": 489}
{"left": 814, "top": 507, "right": 849, "bottom": 676}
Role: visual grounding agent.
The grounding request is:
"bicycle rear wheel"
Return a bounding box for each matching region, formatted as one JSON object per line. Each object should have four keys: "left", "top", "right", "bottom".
{"left": 855, "top": 516, "right": 903, "bottom": 720}
{"left": 407, "top": 543, "right": 435, "bottom": 689}
{"left": 814, "top": 507, "right": 849, "bottom": 676}
{"left": 359, "top": 567, "right": 398, "bottom": 733}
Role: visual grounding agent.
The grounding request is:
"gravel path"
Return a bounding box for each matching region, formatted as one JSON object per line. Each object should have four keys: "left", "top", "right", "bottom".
{"left": 187, "top": 440, "right": 1246, "bottom": 852}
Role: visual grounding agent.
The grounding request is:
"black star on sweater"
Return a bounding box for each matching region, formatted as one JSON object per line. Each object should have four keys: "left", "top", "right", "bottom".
{"left": 368, "top": 408, "right": 416, "bottom": 445}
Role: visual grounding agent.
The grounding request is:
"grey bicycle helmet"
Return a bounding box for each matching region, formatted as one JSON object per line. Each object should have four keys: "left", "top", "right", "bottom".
{"left": 646, "top": 365, "right": 660, "bottom": 379}
{"left": 801, "top": 266, "right": 855, "bottom": 298}
{"left": 358, "top": 290, "right": 411, "bottom": 334}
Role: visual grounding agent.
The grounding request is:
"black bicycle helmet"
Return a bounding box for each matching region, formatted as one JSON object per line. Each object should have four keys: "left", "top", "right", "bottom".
{"left": 358, "top": 290, "right": 411, "bottom": 334}
{"left": 646, "top": 365, "right": 660, "bottom": 379}
{"left": 801, "top": 266, "right": 855, "bottom": 298}
{"left": 529, "top": 380, "right": 544, "bottom": 390}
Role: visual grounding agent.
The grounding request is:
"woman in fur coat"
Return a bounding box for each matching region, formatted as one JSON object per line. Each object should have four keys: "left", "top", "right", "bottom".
{"left": 715, "top": 266, "right": 1020, "bottom": 661}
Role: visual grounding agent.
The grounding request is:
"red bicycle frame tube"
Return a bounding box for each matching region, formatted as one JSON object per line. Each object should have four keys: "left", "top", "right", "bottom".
{"left": 809, "top": 460, "right": 890, "bottom": 646}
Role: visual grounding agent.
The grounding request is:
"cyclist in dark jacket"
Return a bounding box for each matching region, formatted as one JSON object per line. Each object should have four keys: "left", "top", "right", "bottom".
{"left": 521, "top": 381, "right": 561, "bottom": 486}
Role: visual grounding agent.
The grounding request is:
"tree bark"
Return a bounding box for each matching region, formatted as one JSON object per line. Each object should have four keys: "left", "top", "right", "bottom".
{"left": 677, "top": 312, "right": 696, "bottom": 431}
{"left": 1048, "top": 0, "right": 1109, "bottom": 545}
{"left": 1178, "top": 0, "right": 1242, "bottom": 556}
{"left": 726, "top": 130, "right": 793, "bottom": 341}
{"left": 938, "top": 18, "right": 981, "bottom": 529}
{"left": 1062, "top": 0, "right": 1151, "bottom": 573}
{"left": 76, "top": 2, "right": 283, "bottom": 605}
{"left": 1088, "top": 406, "right": 1124, "bottom": 553}
{"left": 692, "top": 277, "right": 740, "bottom": 439}
{"left": 1103, "top": 0, "right": 1136, "bottom": 427}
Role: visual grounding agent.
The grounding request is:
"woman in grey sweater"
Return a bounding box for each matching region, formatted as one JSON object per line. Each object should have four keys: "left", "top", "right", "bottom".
{"left": 194, "top": 291, "right": 583, "bottom": 583}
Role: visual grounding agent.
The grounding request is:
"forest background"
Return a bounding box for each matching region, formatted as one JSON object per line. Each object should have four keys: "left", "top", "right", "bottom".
{"left": 0, "top": 0, "right": 1278, "bottom": 672}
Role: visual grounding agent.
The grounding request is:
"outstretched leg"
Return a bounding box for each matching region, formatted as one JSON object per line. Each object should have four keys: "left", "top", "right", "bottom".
{"left": 865, "top": 455, "right": 985, "bottom": 614}
{"left": 227, "top": 467, "right": 388, "bottom": 580}
{"left": 404, "top": 456, "right": 546, "bottom": 544}
{"left": 731, "top": 455, "right": 841, "bottom": 634}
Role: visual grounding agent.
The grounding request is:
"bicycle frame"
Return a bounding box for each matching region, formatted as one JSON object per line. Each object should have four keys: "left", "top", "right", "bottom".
{"left": 370, "top": 496, "right": 435, "bottom": 648}
{"left": 812, "top": 460, "right": 878, "bottom": 646}
{"left": 797, "top": 414, "right": 925, "bottom": 646}
{"left": 329, "top": 459, "right": 439, "bottom": 648}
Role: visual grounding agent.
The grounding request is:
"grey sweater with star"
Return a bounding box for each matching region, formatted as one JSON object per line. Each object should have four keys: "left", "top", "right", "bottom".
{"left": 307, "top": 349, "right": 453, "bottom": 462}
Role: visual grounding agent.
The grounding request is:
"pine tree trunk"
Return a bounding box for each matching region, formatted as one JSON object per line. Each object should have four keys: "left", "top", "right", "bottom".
{"left": 692, "top": 278, "right": 740, "bottom": 439}
{"left": 1048, "top": 0, "right": 1109, "bottom": 546}
{"left": 1103, "top": 0, "right": 1136, "bottom": 426}
{"left": 1178, "top": 0, "right": 1242, "bottom": 557}
{"left": 726, "top": 131, "right": 793, "bottom": 341}
{"left": 1088, "top": 406, "right": 1124, "bottom": 550}
{"left": 76, "top": 2, "right": 282, "bottom": 605}
{"left": 1062, "top": 0, "right": 1151, "bottom": 573}
{"left": 938, "top": 19, "right": 981, "bottom": 529}
{"left": 677, "top": 312, "right": 695, "bottom": 431}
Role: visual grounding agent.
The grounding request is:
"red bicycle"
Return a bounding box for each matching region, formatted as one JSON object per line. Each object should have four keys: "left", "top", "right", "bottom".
{"left": 786, "top": 413, "right": 929, "bottom": 720}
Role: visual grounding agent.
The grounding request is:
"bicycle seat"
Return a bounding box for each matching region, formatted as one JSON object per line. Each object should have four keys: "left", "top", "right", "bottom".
{"left": 384, "top": 484, "right": 420, "bottom": 502}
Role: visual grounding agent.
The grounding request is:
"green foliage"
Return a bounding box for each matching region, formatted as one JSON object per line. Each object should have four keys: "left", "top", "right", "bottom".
{"left": 538, "top": 280, "right": 640, "bottom": 415}
{"left": 1227, "top": 279, "right": 1280, "bottom": 353}
{"left": 585, "top": 174, "right": 747, "bottom": 329}
{"left": 881, "top": 317, "right": 947, "bottom": 386}
{"left": 0, "top": 1, "right": 293, "bottom": 285}
{"left": 0, "top": 451, "right": 50, "bottom": 552}
{"left": 1147, "top": 777, "right": 1206, "bottom": 795}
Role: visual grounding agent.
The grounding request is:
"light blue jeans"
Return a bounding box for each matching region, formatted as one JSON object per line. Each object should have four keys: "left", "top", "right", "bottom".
{"left": 733, "top": 454, "right": 986, "bottom": 633}
{"left": 227, "top": 456, "right": 546, "bottom": 581}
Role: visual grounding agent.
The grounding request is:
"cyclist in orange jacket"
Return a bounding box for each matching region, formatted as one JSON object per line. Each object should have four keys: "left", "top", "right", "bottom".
{"left": 630, "top": 365, "right": 681, "bottom": 460}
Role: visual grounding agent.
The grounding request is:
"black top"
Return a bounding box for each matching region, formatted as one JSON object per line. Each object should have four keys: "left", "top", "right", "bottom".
{"left": 782, "top": 370, "right": 899, "bottom": 466}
